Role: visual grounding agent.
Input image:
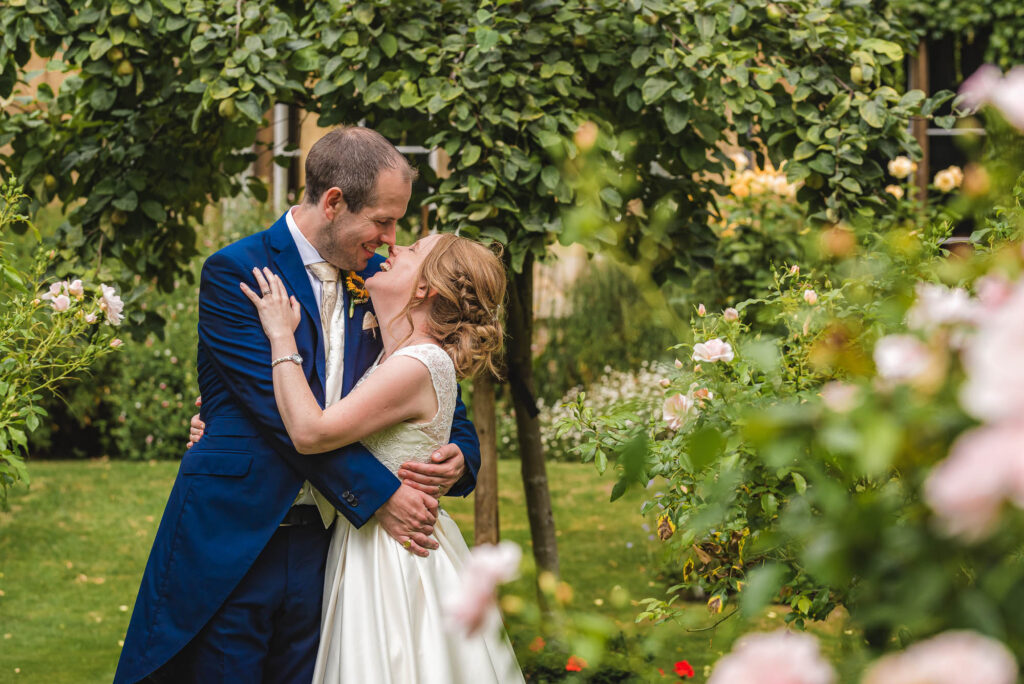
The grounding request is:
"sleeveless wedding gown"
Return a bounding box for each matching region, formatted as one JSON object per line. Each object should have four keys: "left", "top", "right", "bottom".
{"left": 311, "top": 344, "right": 525, "bottom": 684}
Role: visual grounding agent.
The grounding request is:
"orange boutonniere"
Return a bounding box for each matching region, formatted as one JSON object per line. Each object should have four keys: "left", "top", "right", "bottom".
{"left": 344, "top": 272, "right": 369, "bottom": 318}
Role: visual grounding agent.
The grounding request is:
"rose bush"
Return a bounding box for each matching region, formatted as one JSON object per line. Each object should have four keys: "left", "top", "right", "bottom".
{"left": 562, "top": 77, "right": 1024, "bottom": 669}
{"left": 0, "top": 179, "right": 125, "bottom": 503}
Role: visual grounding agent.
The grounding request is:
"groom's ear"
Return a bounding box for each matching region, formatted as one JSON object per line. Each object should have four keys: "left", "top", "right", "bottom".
{"left": 322, "top": 187, "right": 346, "bottom": 219}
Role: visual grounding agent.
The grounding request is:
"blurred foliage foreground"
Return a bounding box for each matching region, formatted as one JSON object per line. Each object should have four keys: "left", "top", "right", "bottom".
{"left": 562, "top": 79, "right": 1024, "bottom": 679}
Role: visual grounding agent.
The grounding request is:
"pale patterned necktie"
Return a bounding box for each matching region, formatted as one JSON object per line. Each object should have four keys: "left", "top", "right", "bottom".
{"left": 298, "top": 261, "right": 344, "bottom": 527}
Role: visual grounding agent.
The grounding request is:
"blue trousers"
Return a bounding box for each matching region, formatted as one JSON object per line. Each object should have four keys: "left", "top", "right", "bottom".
{"left": 174, "top": 522, "right": 333, "bottom": 683}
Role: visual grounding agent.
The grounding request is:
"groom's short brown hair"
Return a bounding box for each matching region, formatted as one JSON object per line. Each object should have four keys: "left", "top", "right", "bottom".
{"left": 303, "top": 126, "right": 417, "bottom": 213}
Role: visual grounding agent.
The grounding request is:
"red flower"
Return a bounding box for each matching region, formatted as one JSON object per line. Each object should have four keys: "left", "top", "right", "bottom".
{"left": 565, "top": 655, "right": 587, "bottom": 672}
{"left": 675, "top": 660, "right": 695, "bottom": 678}
{"left": 529, "top": 636, "right": 545, "bottom": 652}
{"left": 658, "top": 667, "right": 666, "bottom": 677}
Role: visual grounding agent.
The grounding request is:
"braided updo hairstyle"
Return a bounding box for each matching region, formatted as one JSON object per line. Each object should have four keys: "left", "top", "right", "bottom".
{"left": 399, "top": 234, "right": 505, "bottom": 379}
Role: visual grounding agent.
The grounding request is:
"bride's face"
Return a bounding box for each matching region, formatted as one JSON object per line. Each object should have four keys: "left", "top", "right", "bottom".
{"left": 365, "top": 233, "right": 442, "bottom": 307}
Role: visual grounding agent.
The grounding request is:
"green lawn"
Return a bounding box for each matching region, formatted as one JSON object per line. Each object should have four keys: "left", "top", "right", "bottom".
{"left": 0, "top": 460, "right": 864, "bottom": 682}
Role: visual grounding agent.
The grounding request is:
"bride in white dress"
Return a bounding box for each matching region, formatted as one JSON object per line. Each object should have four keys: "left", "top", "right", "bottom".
{"left": 242, "top": 233, "right": 525, "bottom": 683}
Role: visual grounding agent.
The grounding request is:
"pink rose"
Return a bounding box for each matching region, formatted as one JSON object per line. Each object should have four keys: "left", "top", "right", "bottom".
{"left": 960, "top": 65, "right": 1024, "bottom": 131}
{"left": 789, "top": 265, "right": 800, "bottom": 275}
{"left": 820, "top": 381, "right": 859, "bottom": 413}
{"left": 697, "top": 303, "right": 706, "bottom": 317}
{"left": 444, "top": 541, "right": 521, "bottom": 635}
{"left": 50, "top": 294, "right": 71, "bottom": 312}
{"left": 803, "top": 289, "right": 818, "bottom": 305}
{"left": 923, "top": 422, "right": 1024, "bottom": 541}
{"left": 99, "top": 284, "right": 125, "bottom": 326}
{"left": 84, "top": 313, "right": 98, "bottom": 324}
{"left": 67, "top": 279, "right": 84, "bottom": 298}
{"left": 723, "top": 307, "right": 739, "bottom": 322}
{"left": 674, "top": 358, "right": 683, "bottom": 369}
{"left": 663, "top": 393, "right": 696, "bottom": 430}
{"left": 709, "top": 630, "right": 835, "bottom": 684}
{"left": 40, "top": 281, "right": 64, "bottom": 301}
{"left": 110, "top": 338, "right": 123, "bottom": 348}
{"left": 863, "top": 630, "right": 1016, "bottom": 684}
{"left": 960, "top": 281, "right": 1024, "bottom": 421}
{"left": 692, "top": 338, "right": 735, "bottom": 363}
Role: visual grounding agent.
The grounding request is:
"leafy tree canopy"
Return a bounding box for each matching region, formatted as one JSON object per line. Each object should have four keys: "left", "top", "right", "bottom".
{"left": 1, "top": 0, "right": 949, "bottom": 307}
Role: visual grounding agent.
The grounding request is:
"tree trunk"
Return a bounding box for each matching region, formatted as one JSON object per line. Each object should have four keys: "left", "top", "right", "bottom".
{"left": 506, "top": 253, "right": 560, "bottom": 577}
{"left": 472, "top": 372, "right": 500, "bottom": 546}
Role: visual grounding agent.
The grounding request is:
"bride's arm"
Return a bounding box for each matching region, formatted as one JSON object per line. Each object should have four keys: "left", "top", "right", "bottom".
{"left": 242, "top": 267, "right": 434, "bottom": 455}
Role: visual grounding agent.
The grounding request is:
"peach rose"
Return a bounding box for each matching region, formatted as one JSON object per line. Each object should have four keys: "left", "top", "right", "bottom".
{"left": 692, "top": 338, "right": 735, "bottom": 363}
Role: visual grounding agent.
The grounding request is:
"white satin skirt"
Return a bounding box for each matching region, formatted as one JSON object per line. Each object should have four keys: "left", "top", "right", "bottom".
{"left": 311, "top": 510, "right": 525, "bottom": 684}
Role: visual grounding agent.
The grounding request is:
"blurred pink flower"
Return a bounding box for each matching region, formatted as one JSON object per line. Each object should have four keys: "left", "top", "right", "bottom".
{"left": 820, "top": 381, "right": 859, "bottom": 413}
{"left": 67, "top": 279, "right": 84, "bottom": 298}
{"left": 906, "top": 282, "right": 976, "bottom": 331}
{"left": 708, "top": 630, "right": 835, "bottom": 684}
{"left": 444, "top": 541, "right": 521, "bottom": 635}
{"left": 110, "top": 338, "right": 123, "bottom": 348}
{"left": 663, "top": 393, "right": 696, "bottom": 430}
{"left": 960, "top": 282, "right": 1024, "bottom": 421}
{"left": 697, "top": 303, "right": 707, "bottom": 317}
{"left": 975, "top": 274, "right": 1012, "bottom": 311}
{"left": 659, "top": 378, "right": 671, "bottom": 388}
{"left": 924, "top": 422, "right": 1024, "bottom": 541}
{"left": 84, "top": 313, "right": 98, "bottom": 324}
{"left": 789, "top": 265, "right": 800, "bottom": 275}
{"left": 99, "top": 284, "right": 124, "bottom": 326}
{"left": 960, "top": 65, "right": 1024, "bottom": 131}
{"left": 40, "top": 281, "right": 65, "bottom": 301}
{"left": 863, "top": 630, "right": 1016, "bottom": 684}
{"left": 50, "top": 294, "right": 71, "bottom": 312}
{"left": 803, "top": 289, "right": 818, "bottom": 305}
{"left": 723, "top": 307, "right": 739, "bottom": 321}
{"left": 692, "top": 338, "right": 734, "bottom": 363}
{"left": 873, "top": 335, "right": 932, "bottom": 383}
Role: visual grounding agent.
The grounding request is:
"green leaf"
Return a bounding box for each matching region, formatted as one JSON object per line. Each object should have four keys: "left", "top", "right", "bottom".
{"left": 791, "top": 472, "right": 807, "bottom": 495}
{"left": 141, "top": 200, "right": 167, "bottom": 222}
{"left": 859, "top": 100, "right": 885, "bottom": 128}
{"left": 88, "top": 37, "right": 112, "bottom": 62}
{"left": 839, "top": 176, "right": 862, "bottom": 193}
{"left": 861, "top": 38, "right": 903, "bottom": 62}
{"left": 378, "top": 33, "right": 398, "bottom": 58}
{"left": 664, "top": 102, "right": 690, "bottom": 134}
{"left": 641, "top": 78, "right": 673, "bottom": 104}
{"left": 460, "top": 144, "right": 481, "bottom": 168}
{"left": 476, "top": 27, "right": 499, "bottom": 51}
{"left": 89, "top": 87, "right": 116, "bottom": 111}
{"left": 235, "top": 95, "right": 264, "bottom": 123}
{"left": 740, "top": 564, "right": 787, "bottom": 617}
{"left": 540, "top": 166, "right": 560, "bottom": 191}
{"left": 599, "top": 187, "right": 622, "bottom": 207}
{"left": 687, "top": 426, "right": 724, "bottom": 472}
{"left": 353, "top": 4, "right": 375, "bottom": 25}
{"left": 793, "top": 141, "right": 817, "bottom": 161}
{"left": 112, "top": 191, "right": 138, "bottom": 212}
{"left": 695, "top": 14, "right": 715, "bottom": 40}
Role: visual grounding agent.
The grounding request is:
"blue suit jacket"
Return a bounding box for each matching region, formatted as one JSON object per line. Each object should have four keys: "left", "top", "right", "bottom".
{"left": 114, "top": 213, "right": 481, "bottom": 684}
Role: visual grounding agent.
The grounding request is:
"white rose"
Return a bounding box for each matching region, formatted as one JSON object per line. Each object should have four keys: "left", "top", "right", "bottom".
{"left": 803, "top": 289, "right": 818, "bottom": 305}
{"left": 873, "top": 335, "right": 933, "bottom": 383}
{"left": 723, "top": 307, "right": 739, "bottom": 322}
{"left": 99, "top": 284, "right": 125, "bottom": 326}
{"left": 906, "top": 282, "right": 977, "bottom": 331}
{"left": 692, "top": 338, "right": 735, "bottom": 363}
{"left": 67, "top": 279, "right": 84, "bottom": 298}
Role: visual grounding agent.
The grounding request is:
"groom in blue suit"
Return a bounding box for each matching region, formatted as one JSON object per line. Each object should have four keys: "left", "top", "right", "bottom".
{"left": 115, "top": 127, "right": 480, "bottom": 683}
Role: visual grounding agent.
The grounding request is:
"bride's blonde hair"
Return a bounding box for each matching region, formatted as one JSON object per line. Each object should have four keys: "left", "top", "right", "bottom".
{"left": 396, "top": 234, "right": 505, "bottom": 379}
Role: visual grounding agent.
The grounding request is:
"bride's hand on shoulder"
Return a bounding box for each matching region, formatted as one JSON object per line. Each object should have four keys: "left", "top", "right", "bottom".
{"left": 240, "top": 266, "right": 301, "bottom": 341}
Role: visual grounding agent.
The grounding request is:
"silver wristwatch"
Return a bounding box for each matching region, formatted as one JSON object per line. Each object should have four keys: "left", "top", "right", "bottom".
{"left": 271, "top": 353, "right": 303, "bottom": 367}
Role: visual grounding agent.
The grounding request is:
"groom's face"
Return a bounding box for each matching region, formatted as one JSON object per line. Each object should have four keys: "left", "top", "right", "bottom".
{"left": 322, "top": 168, "right": 411, "bottom": 271}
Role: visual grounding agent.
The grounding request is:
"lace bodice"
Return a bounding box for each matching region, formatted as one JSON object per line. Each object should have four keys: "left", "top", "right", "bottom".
{"left": 354, "top": 343, "right": 457, "bottom": 475}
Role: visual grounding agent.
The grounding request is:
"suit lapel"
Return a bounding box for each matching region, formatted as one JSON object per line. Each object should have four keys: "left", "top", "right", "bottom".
{"left": 268, "top": 213, "right": 328, "bottom": 391}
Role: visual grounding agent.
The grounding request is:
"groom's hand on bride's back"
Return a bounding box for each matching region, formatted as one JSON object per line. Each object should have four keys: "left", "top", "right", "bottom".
{"left": 186, "top": 397, "right": 204, "bottom": 448}
{"left": 376, "top": 484, "right": 440, "bottom": 557}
